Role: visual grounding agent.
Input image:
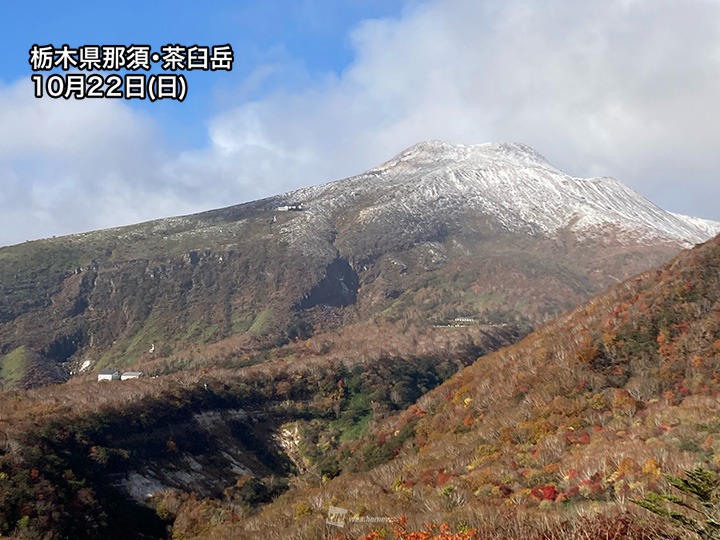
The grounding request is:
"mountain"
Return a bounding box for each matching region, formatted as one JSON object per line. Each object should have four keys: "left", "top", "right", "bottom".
{"left": 1, "top": 142, "right": 720, "bottom": 539}
{"left": 329, "top": 140, "right": 717, "bottom": 246}
{"left": 3, "top": 195, "right": 716, "bottom": 540}
{"left": 0, "top": 141, "right": 717, "bottom": 389}
{"left": 193, "top": 230, "right": 720, "bottom": 540}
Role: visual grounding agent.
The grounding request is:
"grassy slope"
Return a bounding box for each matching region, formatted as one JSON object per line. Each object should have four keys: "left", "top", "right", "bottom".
{"left": 0, "top": 346, "right": 26, "bottom": 389}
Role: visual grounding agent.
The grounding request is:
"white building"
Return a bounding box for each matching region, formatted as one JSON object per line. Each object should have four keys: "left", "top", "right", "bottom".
{"left": 98, "top": 369, "right": 120, "bottom": 381}
{"left": 276, "top": 202, "right": 304, "bottom": 212}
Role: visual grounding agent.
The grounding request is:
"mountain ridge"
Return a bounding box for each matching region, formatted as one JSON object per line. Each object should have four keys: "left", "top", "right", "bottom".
{"left": 7, "top": 140, "right": 716, "bottom": 250}
{"left": 0, "top": 140, "right": 717, "bottom": 385}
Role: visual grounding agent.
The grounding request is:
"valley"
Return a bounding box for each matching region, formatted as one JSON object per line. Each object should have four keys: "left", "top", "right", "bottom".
{"left": 1, "top": 141, "right": 719, "bottom": 539}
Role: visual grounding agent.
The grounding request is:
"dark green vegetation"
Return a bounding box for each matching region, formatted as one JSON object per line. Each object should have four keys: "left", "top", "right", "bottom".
{"left": 635, "top": 467, "right": 720, "bottom": 539}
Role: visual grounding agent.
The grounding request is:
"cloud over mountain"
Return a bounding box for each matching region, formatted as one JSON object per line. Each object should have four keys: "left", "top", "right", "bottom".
{"left": 3, "top": 0, "right": 720, "bottom": 246}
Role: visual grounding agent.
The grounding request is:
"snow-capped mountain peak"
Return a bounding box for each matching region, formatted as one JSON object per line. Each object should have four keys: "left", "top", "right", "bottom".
{"left": 280, "top": 141, "right": 719, "bottom": 249}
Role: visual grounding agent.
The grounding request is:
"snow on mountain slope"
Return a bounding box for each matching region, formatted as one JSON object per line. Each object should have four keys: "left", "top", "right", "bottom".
{"left": 277, "top": 140, "right": 720, "bottom": 249}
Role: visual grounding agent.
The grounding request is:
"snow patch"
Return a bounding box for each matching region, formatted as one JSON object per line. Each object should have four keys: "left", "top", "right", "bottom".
{"left": 121, "top": 471, "right": 167, "bottom": 502}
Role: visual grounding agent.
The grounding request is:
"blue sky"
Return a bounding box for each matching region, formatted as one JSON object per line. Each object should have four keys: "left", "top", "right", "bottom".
{"left": 2, "top": 1, "right": 405, "bottom": 149}
{"left": 2, "top": 0, "right": 720, "bottom": 246}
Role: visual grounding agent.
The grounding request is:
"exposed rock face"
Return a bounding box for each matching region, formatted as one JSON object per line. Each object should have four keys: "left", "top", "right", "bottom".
{"left": 116, "top": 408, "right": 292, "bottom": 503}
{"left": 295, "top": 257, "right": 359, "bottom": 310}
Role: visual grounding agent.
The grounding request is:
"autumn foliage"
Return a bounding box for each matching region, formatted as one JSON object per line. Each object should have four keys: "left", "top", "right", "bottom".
{"left": 4, "top": 235, "right": 720, "bottom": 539}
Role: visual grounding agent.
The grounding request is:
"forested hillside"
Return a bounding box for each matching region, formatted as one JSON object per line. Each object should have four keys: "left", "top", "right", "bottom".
{"left": 188, "top": 235, "right": 720, "bottom": 539}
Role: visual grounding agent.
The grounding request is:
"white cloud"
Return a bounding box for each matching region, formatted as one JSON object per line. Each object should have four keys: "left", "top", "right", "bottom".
{"left": 0, "top": 79, "right": 202, "bottom": 245}
{"left": 3, "top": 0, "right": 720, "bottom": 246}
{"left": 196, "top": 0, "right": 720, "bottom": 223}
